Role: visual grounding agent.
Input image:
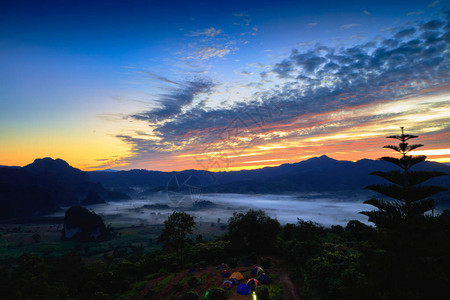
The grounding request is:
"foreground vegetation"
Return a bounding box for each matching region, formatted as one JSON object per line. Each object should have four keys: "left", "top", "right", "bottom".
{"left": 1, "top": 211, "right": 450, "bottom": 299}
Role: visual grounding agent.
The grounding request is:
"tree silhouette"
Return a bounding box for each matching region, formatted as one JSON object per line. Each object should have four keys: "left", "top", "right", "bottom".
{"left": 361, "top": 127, "right": 448, "bottom": 228}
{"left": 228, "top": 209, "right": 280, "bottom": 254}
{"left": 158, "top": 211, "right": 195, "bottom": 266}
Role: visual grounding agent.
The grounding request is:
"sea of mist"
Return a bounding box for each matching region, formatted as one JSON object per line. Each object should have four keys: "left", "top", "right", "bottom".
{"left": 49, "top": 192, "right": 376, "bottom": 227}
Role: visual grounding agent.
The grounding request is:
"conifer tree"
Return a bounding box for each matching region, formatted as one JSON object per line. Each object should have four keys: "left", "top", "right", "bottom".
{"left": 361, "top": 127, "right": 448, "bottom": 228}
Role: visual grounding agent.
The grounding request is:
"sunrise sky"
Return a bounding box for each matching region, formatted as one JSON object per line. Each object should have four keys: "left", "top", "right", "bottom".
{"left": 1, "top": 0, "right": 449, "bottom": 171}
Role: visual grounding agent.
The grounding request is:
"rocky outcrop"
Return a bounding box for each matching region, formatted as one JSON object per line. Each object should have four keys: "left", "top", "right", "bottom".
{"left": 62, "top": 206, "right": 109, "bottom": 241}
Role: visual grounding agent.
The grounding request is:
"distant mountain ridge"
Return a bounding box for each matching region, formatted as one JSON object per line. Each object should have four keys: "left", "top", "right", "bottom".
{"left": 1, "top": 156, "right": 448, "bottom": 219}
{"left": 90, "top": 155, "right": 450, "bottom": 198}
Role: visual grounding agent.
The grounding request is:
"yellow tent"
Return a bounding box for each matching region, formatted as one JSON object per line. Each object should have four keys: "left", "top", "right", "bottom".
{"left": 230, "top": 272, "right": 244, "bottom": 281}
{"left": 251, "top": 266, "right": 265, "bottom": 276}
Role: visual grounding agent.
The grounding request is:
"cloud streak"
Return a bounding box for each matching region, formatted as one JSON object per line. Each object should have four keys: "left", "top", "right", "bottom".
{"left": 340, "top": 23, "right": 359, "bottom": 30}
{"left": 185, "top": 27, "right": 223, "bottom": 37}
{"left": 195, "top": 47, "right": 231, "bottom": 60}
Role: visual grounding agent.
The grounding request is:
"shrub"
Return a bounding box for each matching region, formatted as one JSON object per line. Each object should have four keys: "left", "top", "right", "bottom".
{"left": 208, "top": 287, "right": 229, "bottom": 300}
{"left": 89, "top": 291, "right": 109, "bottom": 300}
{"left": 345, "top": 220, "right": 375, "bottom": 240}
{"left": 198, "top": 261, "right": 208, "bottom": 269}
{"left": 329, "top": 225, "right": 344, "bottom": 235}
{"left": 292, "top": 240, "right": 323, "bottom": 265}
{"left": 256, "top": 285, "right": 270, "bottom": 300}
{"left": 180, "top": 291, "right": 199, "bottom": 300}
{"left": 187, "top": 276, "right": 201, "bottom": 289}
{"left": 226, "top": 257, "right": 238, "bottom": 268}
{"left": 173, "top": 281, "right": 184, "bottom": 293}
{"left": 261, "top": 257, "right": 272, "bottom": 269}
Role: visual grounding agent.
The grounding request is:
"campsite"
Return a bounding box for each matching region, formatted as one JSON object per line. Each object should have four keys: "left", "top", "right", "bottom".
{"left": 137, "top": 261, "right": 289, "bottom": 300}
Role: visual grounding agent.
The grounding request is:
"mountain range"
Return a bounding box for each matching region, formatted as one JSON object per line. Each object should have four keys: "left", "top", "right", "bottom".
{"left": 1, "top": 156, "right": 449, "bottom": 219}
{"left": 91, "top": 155, "right": 450, "bottom": 194}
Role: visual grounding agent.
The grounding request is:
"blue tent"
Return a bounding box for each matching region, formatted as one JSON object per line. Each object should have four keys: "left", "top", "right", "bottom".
{"left": 258, "top": 273, "right": 272, "bottom": 284}
{"left": 220, "top": 270, "right": 231, "bottom": 277}
{"left": 229, "top": 278, "right": 239, "bottom": 285}
{"left": 251, "top": 266, "right": 264, "bottom": 276}
{"left": 237, "top": 283, "right": 252, "bottom": 295}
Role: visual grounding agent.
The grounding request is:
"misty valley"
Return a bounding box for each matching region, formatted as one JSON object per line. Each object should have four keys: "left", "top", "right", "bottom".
{"left": 47, "top": 193, "right": 372, "bottom": 226}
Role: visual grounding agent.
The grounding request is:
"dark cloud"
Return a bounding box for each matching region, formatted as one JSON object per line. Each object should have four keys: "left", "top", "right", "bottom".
{"left": 290, "top": 51, "right": 327, "bottom": 72}
{"left": 321, "top": 62, "right": 340, "bottom": 72}
{"left": 394, "top": 27, "right": 416, "bottom": 38}
{"left": 116, "top": 135, "right": 169, "bottom": 157}
{"left": 273, "top": 59, "right": 294, "bottom": 78}
{"left": 140, "top": 71, "right": 180, "bottom": 85}
{"left": 131, "top": 78, "right": 214, "bottom": 122}
{"left": 443, "top": 31, "right": 450, "bottom": 43}
{"left": 421, "top": 20, "right": 444, "bottom": 30}
{"left": 420, "top": 30, "right": 443, "bottom": 45}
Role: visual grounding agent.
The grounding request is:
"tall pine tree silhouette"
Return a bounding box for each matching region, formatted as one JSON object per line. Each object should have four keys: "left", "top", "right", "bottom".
{"left": 361, "top": 127, "right": 448, "bottom": 228}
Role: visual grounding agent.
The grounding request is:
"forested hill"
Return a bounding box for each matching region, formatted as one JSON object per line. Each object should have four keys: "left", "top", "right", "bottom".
{"left": 0, "top": 158, "right": 129, "bottom": 218}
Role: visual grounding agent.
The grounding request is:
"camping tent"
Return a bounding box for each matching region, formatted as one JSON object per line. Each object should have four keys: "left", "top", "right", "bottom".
{"left": 222, "top": 280, "right": 233, "bottom": 290}
{"left": 247, "top": 278, "right": 259, "bottom": 291}
{"left": 229, "top": 278, "right": 239, "bottom": 285}
{"left": 258, "top": 273, "right": 272, "bottom": 284}
{"left": 220, "top": 270, "right": 231, "bottom": 277}
{"left": 237, "top": 283, "right": 252, "bottom": 295}
{"left": 251, "top": 266, "right": 264, "bottom": 276}
{"left": 230, "top": 272, "right": 244, "bottom": 281}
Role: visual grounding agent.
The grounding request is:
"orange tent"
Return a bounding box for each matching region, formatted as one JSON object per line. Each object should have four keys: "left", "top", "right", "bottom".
{"left": 230, "top": 272, "right": 244, "bottom": 281}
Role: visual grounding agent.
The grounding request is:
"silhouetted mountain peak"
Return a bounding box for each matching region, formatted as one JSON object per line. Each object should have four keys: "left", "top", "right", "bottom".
{"left": 24, "top": 157, "right": 88, "bottom": 180}
{"left": 315, "top": 155, "right": 334, "bottom": 161}
{"left": 23, "top": 157, "right": 93, "bottom": 206}
{"left": 300, "top": 155, "right": 339, "bottom": 167}
{"left": 25, "top": 157, "right": 72, "bottom": 172}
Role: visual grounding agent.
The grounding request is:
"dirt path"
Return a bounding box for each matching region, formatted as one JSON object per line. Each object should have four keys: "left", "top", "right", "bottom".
{"left": 279, "top": 267, "right": 300, "bottom": 300}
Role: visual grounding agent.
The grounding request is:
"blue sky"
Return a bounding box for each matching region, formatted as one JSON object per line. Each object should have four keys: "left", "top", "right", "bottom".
{"left": 1, "top": 0, "right": 449, "bottom": 171}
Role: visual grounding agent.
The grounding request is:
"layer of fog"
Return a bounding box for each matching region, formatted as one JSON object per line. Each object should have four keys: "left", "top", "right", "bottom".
{"left": 49, "top": 192, "right": 374, "bottom": 227}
